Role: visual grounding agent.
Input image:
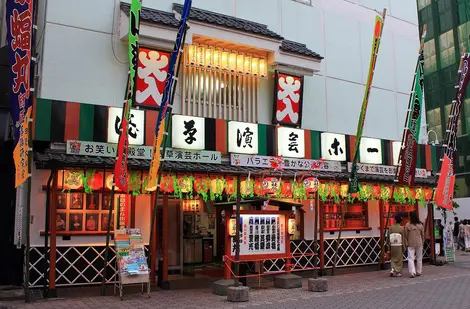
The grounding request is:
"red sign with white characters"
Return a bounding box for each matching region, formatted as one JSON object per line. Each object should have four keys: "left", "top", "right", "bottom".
{"left": 273, "top": 72, "right": 304, "bottom": 126}
{"left": 135, "top": 47, "right": 170, "bottom": 107}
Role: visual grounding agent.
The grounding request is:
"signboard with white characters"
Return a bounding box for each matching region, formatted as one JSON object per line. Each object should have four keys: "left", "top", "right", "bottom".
{"left": 231, "top": 214, "right": 286, "bottom": 256}
{"left": 231, "top": 154, "right": 342, "bottom": 172}
{"left": 347, "top": 162, "right": 428, "bottom": 178}
{"left": 228, "top": 121, "right": 258, "bottom": 154}
{"left": 359, "top": 137, "right": 382, "bottom": 164}
{"left": 107, "top": 107, "right": 145, "bottom": 145}
{"left": 321, "top": 133, "right": 346, "bottom": 161}
{"left": 172, "top": 115, "right": 205, "bottom": 150}
{"left": 66, "top": 141, "right": 222, "bottom": 164}
{"left": 392, "top": 141, "right": 401, "bottom": 166}
{"left": 277, "top": 127, "right": 305, "bottom": 158}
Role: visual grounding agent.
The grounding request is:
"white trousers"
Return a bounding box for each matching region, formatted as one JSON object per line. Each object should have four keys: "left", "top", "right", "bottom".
{"left": 407, "top": 246, "right": 423, "bottom": 275}
{"left": 465, "top": 236, "right": 470, "bottom": 249}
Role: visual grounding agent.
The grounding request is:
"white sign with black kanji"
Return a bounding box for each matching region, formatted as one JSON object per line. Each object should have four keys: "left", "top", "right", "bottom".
{"left": 359, "top": 137, "right": 382, "bottom": 164}
{"left": 228, "top": 121, "right": 258, "bottom": 154}
{"left": 321, "top": 133, "right": 346, "bottom": 161}
{"left": 172, "top": 115, "right": 205, "bottom": 150}
{"left": 277, "top": 127, "right": 305, "bottom": 158}
{"left": 107, "top": 107, "right": 145, "bottom": 146}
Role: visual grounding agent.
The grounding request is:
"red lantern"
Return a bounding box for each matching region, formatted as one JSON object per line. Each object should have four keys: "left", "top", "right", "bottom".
{"left": 262, "top": 177, "right": 279, "bottom": 195}
{"left": 373, "top": 185, "right": 381, "bottom": 199}
{"left": 254, "top": 179, "right": 264, "bottom": 196}
{"left": 226, "top": 178, "right": 235, "bottom": 195}
{"left": 194, "top": 177, "right": 210, "bottom": 193}
{"left": 87, "top": 172, "right": 103, "bottom": 190}
{"left": 424, "top": 188, "right": 433, "bottom": 201}
{"left": 281, "top": 182, "right": 293, "bottom": 198}
{"left": 160, "top": 175, "right": 174, "bottom": 193}
{"left": 330, "top": 183, "right": 340, "bottom": 197}
{"left": 303, "top": 177, "right": 319, "bottom": 194}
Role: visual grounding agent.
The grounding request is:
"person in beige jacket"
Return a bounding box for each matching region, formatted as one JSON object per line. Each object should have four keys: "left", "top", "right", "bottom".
{"left": 404, "top": 211, "right": 425, "bottom": 278}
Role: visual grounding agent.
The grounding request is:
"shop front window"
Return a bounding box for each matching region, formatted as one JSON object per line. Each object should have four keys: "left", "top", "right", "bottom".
{"left": 183, "top": 44, "right": 265, "bottom": 123}
{"left": 418, "top": 0, "right": 431, "bottom": 10}
{"left": 426, "top": 107, "right": 443, "bottom": 141}
{"left": 444, "top": 104, "right": 463, "bottom": 136}
{"left": 322, "top": 200, "right": 369, "bottom": 231}
{"left": 423, "top": 39, "right": 437, "bottom": 73}
{"left": 439, "top": 30, "right": 455, "bottom": 68}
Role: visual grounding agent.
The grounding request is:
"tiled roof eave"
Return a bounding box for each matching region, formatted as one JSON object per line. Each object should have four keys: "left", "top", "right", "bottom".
{"left": 33, "top": 152, "right": 435, "bottom": 186}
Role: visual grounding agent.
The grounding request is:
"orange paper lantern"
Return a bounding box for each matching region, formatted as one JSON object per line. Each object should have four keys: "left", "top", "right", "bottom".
{"left": 281, "top": 182, "right": 293, "bottom": 198}
{"left": 225, "top": 179, "right": 235, "bottom": 195}
{"left": 254, "top": 179, "right": 264, "bottom": 196}
{"left": 424, "top": 188, "right": 433, "bottom": 201}
{"left": 262, "top": 177, "right": 279, "bottom": 195}
{"left": 160, "top": 175, "right": 174, "bottom": 193}
{"left": 87, "top": 172, "right": 103, "bottom": 190}
{"left": 373, "top": 185, "right": 381, "bottom": 199}
{"left": 303, "top": 177, "right": 319, "bottom": 193}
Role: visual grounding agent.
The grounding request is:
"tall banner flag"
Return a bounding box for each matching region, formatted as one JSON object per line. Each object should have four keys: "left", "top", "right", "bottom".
{"left": 6, "top": 0, "right": 34, "bottom": 188}
{"left": 114, "top": 0, "right": 142, "bottom": 192}
{"left": 348, "top": 12, "right": 385, "bottom": 193}
{"left": 397, "top": 53, "right": 424, "bottom": 186}
{"left": 435, "top": 53, "right": 470, "bottom": 210}
{"left": 146, "top": 0, "right": 192, "bottom": 191}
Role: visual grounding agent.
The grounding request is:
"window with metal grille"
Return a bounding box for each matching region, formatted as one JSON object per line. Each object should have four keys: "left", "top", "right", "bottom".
{"left": 181, "top": 62, "right": 260, "bottom": 122}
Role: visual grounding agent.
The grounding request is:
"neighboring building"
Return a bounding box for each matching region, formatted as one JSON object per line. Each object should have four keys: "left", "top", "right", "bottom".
{"left": 5, "top": 0, "right": 440, "bottom": 290}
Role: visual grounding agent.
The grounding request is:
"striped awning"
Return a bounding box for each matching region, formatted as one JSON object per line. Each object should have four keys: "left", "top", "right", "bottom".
{"left": 32, "top": 98, "right": 442, "bottom": 173}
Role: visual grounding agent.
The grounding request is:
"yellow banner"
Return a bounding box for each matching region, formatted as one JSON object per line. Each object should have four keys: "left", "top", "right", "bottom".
{"left": 146, "top": 120, "right": 165, "bottom": 191}
{"left": 14, "top": 106, "right": 32, "bottom": 188}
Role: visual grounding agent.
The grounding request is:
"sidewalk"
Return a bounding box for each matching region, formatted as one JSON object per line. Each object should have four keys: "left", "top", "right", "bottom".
{"left": 4, "top": 251, "right": 470, "bottom": 309}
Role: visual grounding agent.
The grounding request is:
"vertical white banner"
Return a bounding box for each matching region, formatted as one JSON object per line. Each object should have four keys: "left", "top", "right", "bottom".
{"left": 14, "top": 183, "right": 27, "bottom": 249}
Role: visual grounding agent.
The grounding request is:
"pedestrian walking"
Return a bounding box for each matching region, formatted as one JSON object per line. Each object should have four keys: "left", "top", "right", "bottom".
{"left": 454, "top": 217, "right": 461, "bottom": 250}
{"left": 389, "top": 213, "right": 405, "bottom": 277}
{"left": 405, "top": 211, "right": 424, "bottom": 278}
{"left": 465, "top": 220, "right": 470, "bottom": 252}
{"left": 459, "top": 219, "right": 466, "bottom": 250}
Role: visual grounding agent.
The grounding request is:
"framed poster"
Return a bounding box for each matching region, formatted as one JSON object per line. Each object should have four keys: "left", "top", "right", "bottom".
{"left": 231, "top": 213, "right": 286, "bottom": 258}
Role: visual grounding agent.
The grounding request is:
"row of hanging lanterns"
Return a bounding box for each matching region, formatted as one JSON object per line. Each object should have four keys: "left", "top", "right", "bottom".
{"left": 187, "top": 44, "right": 267, "bottom": 77}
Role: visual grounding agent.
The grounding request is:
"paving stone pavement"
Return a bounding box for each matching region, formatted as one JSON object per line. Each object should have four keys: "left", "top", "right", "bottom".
{"left": 4, "top": 252, "right": 470, "bottom": 309}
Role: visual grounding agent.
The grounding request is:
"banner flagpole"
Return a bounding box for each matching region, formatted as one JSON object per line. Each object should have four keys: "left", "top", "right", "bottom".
{"left": 146, "top": 0, "right": 192, "bottom": 285}
{"left": 434, "top": 42, "right": 470, "bottom": 210}
{"left": 332, "top": 8, "right": 386, "bottom": 276}
{"left": 101, "top": 0, "right": 142, "bottom": 295}
{"left": 378, "top": 24, "right": 427, "bottom": 270}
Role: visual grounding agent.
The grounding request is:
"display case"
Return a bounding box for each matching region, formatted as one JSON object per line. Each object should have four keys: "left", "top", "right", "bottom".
{"left": 322, "top": 200, "right": 370, "bottom": 231}
{"left": 381, "top": 202, "right": 418, "bottom": 229}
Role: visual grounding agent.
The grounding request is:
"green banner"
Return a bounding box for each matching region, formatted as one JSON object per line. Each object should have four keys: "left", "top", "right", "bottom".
{"left": 407, "top": 55, "right": 424, "bottom": 141}
{"left": 127, "top": 0, "right": 142, "bottom": 110}
{"left": 349, "top": 15, "right": 384, "bottom": 193}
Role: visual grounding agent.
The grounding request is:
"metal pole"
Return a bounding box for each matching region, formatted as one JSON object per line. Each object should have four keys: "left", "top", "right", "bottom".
{"left": 331, "top": 200, "right": 346, "bottom": 276}
{"left": 234, "top": 175, "right": 241, "bottom": 287}
{"left": 313, "top": 193, "right": 319, "bottom": 279}
{"left": 101, "top": 186, "right": 116, "bottom": 295}
{"left": 42, "top": 170, "right": 55, "bottom": 297}
{"left": 24, "top": 0, "right": 40, "bottom": 302}
{"left": 148, "top": 21, "right": 189, "bottom": 274}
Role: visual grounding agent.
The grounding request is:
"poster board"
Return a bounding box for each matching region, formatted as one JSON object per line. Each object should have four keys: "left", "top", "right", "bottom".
{"left": 229, "top": 211, "right": 289, "bottom": 261}
{"left": 114, "top": 228, "right": 150, "bottom": 300}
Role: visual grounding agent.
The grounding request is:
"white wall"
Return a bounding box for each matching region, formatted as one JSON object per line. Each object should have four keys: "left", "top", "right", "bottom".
{"left": 38, "top": 0, "right": 421, "bottom": 142}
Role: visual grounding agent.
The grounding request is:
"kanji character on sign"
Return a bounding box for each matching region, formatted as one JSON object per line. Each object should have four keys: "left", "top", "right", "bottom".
{"left": 276, "top": 74, "right": 301, "bottom": 124}
{"left": 11, "top": 52, "right": 29, "bottom": 94}
{"left": 288, "top": 131, "right": 299, "bottom": 153}
{"left": 328, "top": 138, "right": 344, "bottom": 156}
{"left": 183, "top": 120, "right": 197, "bottom": 145}
{"left": 237, "top": 127, "right": 253, "bottom": 148}
{"left": 10, "top": 8, "right": 31, "bottom": 51}
{"left": 95, "top": 145, "right": 105, "bottom": 154}
{"left": 136, "top": 49, "right": 169, "bottom": 106}
{"left": 114, "top": 113, "right": 140, "bottom": 139}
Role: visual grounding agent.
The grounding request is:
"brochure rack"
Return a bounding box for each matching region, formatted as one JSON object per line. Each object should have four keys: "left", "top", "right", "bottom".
{"left": 113, "top": 228, "right": 150, "bottom": 300}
